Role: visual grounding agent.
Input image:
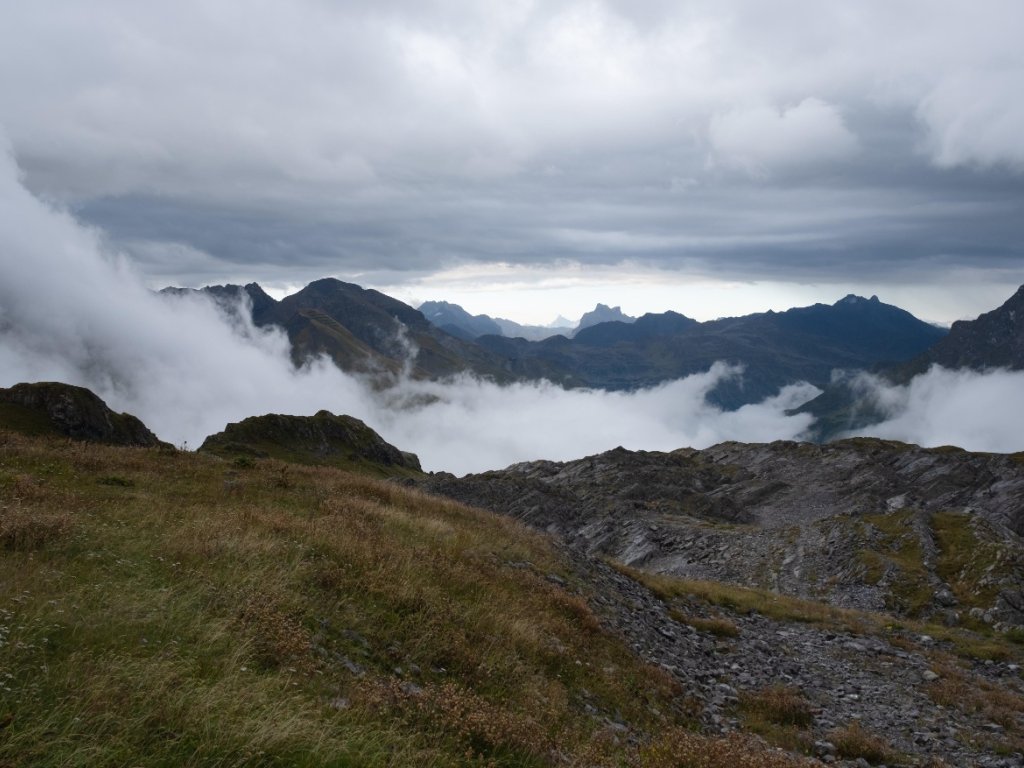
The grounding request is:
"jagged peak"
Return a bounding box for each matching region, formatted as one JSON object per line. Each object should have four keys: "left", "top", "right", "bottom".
{"left": 835, "top": 293, "right": 880, "bottom": 306}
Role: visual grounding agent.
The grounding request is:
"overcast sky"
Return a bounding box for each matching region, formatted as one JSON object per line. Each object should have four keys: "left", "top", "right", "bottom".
{"left": 2, "top": 1, "right": 1023, "bottom": 323}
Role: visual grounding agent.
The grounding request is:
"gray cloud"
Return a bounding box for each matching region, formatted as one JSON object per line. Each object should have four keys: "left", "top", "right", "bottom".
{"left": 3, "top": 146, "right": 1022, "bottom": 469}
{"left": 0, "top": 1, "right": 1022, "bottom": 305}
{"left": 0, "top": 146, "right": 823, "bottom": 472}
{"left": 848, "top": 366, "right": 1024, "bottom": 454}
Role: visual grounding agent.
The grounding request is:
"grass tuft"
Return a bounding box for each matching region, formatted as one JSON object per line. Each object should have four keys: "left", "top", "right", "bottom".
{"left": 828, "top": 720, "right": 898, "bottom": 765}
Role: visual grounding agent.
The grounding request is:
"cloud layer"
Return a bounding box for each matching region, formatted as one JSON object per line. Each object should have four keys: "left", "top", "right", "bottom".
{"left": 2, "top": 141, "right": 1022, "bottom": 472}
{"left": 0, "top": 1, "right": 1022, "bottom": 303}
{"left": 0, "top": 145, "right": 821, "bottom": 473}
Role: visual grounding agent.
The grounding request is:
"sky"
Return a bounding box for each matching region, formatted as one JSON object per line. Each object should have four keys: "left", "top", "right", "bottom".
{"left": 2, "top": 109, "right": 1024, "bottom": 471}
{"left": 1, "top": 1, "right": 1022, "bottom": 324}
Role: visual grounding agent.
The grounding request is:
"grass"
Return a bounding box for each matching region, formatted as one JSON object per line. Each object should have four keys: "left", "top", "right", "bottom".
{"left": 611, "top": 561, "right": 1024, "bottom": 665}
{"left": 827, "top": 721, "right": 898, "bottom": 765}
{"left": 857, "top": 511, "right": 933, "bottom": 617}
{"left": 612, "top": 561, "right": 876, "bottom": 635}
{"left": 736, "top": 686, "right": 816, "bottom": 755}
{"left": 931, "top": 510, "right": 1003, "bottom": 616}
{"left": 0, "top": 428, "right": 830, "bottom": 767}
{"left": 925, "top": 654, "right": 1024, "bottom": 740}
{"left": 856, "top": 508, "right": 1009, "bottom": 625}
{"left": 631, "top": 729, "right": 820, "bottom": 767}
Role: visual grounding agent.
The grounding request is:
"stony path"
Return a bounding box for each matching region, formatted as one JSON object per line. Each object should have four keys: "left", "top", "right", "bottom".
{"left": 563, "top": 548, "right": 1024, "bottom": 768}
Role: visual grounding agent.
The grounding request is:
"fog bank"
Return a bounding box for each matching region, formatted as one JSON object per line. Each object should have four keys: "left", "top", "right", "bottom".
{"left": 848, "top": 367, "right": 1024, "bottom": 454}
{"left": 3, "top": 140, "right": 1019, "bottom": 473}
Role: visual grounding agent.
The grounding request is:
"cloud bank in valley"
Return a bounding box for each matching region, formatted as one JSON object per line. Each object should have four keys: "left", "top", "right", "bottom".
{"left": 847, "top": 367, "right": 1024, "bottom": 454}
{"left": 2, "top": 142, "right": 1021, "bottom": 472}
{"left": 0, "top": 142, "right": 819, "bottom": 473}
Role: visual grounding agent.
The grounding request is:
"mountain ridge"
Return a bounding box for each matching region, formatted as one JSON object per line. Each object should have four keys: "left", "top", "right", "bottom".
{"left": 420, "top": 437, "right": 1024, "bottom": 624}
{"left": 795, "top": 284, "right": 1024, "bottom": 439}
{"left": 166, "top": 278, "right": 946, "bottom": 410}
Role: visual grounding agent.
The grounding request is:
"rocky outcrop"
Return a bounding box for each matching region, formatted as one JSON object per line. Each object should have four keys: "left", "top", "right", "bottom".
{"left": 421, "top": 438, "right": 1024, "bottom": 621}
{"left": 0, "top": 382, "right": 166, "bottom": 447}
{"left": 199, "top": 410, "right": 421, "bottom": 475}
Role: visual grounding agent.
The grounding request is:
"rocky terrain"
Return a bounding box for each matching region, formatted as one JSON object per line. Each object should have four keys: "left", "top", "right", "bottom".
{"left": 559, "top": 549, "right": 1024, "bottom": 766}
{"left": 420, "top": 439, "right": 1024, "bottom": 624}
{"left": 6, "top": 383, "right": 1024, "bottom": 764}
{"left": 418, "top": 438, "right": 1024, "bottom": 765}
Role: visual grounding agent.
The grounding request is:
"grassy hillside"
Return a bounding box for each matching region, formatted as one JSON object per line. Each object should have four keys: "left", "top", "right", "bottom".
{"left": 0, "top": 429, "right": 815, "bottom": 767}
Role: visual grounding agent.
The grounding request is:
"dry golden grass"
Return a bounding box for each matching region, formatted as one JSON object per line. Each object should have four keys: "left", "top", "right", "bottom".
{"left": 739, "top": 686, "right": 815, "bottom": 728}
{"left": 611, "top": 561, "right": 875, "bottom": 634}
{"left": 611, "top": 558, "right": 1024, "bottom": 665}
{"left": 1, "top": 428, "right": 835, "bottom": 767}
{"left": 827, "top": 721, "right": 898, "bottom": 764}
{"left": 925, "top": 656, "right": 1024, "bottom": 732}
{"left": 670, "top": 610, "right": 741, "bottom": 638}
{"left": 630, "top": 729, "right": 821, "bottom": 768}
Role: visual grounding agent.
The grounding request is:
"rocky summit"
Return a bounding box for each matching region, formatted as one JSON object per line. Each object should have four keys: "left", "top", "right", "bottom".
{"left": 198, "top": 410, "right": 422, "bottom": 476}
{"left": 0, "top": 382, "right": 167, "bottom": 447}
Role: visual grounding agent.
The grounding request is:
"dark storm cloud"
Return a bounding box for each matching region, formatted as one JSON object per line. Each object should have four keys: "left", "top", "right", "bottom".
{"left": 1, "top": 1, "right": 1023, "bottom": 290}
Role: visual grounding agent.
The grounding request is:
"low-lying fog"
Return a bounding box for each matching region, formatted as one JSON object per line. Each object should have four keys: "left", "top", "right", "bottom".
{"left": 2, "top": 142, "right": 1022, "bottom": 474}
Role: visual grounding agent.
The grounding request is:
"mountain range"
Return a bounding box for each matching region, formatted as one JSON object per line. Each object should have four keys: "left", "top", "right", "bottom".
{"left": 418, "top": 300, "right": 576, "bottom": 341}
{"left": 415, "top": 300, "right": 636, "bottom": 342}
{"left": 796, "top": 284, "right": 1024, "bottom": 438}
{"left": 167, "top": 278, "right": 958, "bottom": 411}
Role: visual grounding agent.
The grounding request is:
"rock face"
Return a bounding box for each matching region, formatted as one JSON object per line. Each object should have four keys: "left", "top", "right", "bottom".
{"left": 165, "top": 278, "right": 522, "bottom": 384}
{"left": 0, "top": 382, "right": 166, "bottom": 447}
{"left": 906, "top": 283, "right": 1024, "bottom": 373}
{"left": 199, "top": 410, "right": 421, "bottom": 475}
{"left": 421, "top": 438, "right": 1024, "bottom": 621}
{"left": 575, "top": 303, "right": 636, "bottom": 331}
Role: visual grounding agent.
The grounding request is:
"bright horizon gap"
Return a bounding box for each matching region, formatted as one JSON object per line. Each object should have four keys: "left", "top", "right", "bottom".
{"left": 249, "top": 267, "right": 1022, "bottom": 327}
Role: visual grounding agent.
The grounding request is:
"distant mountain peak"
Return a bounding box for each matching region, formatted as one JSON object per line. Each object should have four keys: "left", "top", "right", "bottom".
{"left": 417, "top": 300, "right": 502, "bottom": 339}
{"left": 836, "top": 294, "right": 880, "bottom": 306}
{"left": 576, "top": 303, "right": 636, "bottom": 331}
{"left": 910, "top": 282, "right": 1024, "bottom": 371}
